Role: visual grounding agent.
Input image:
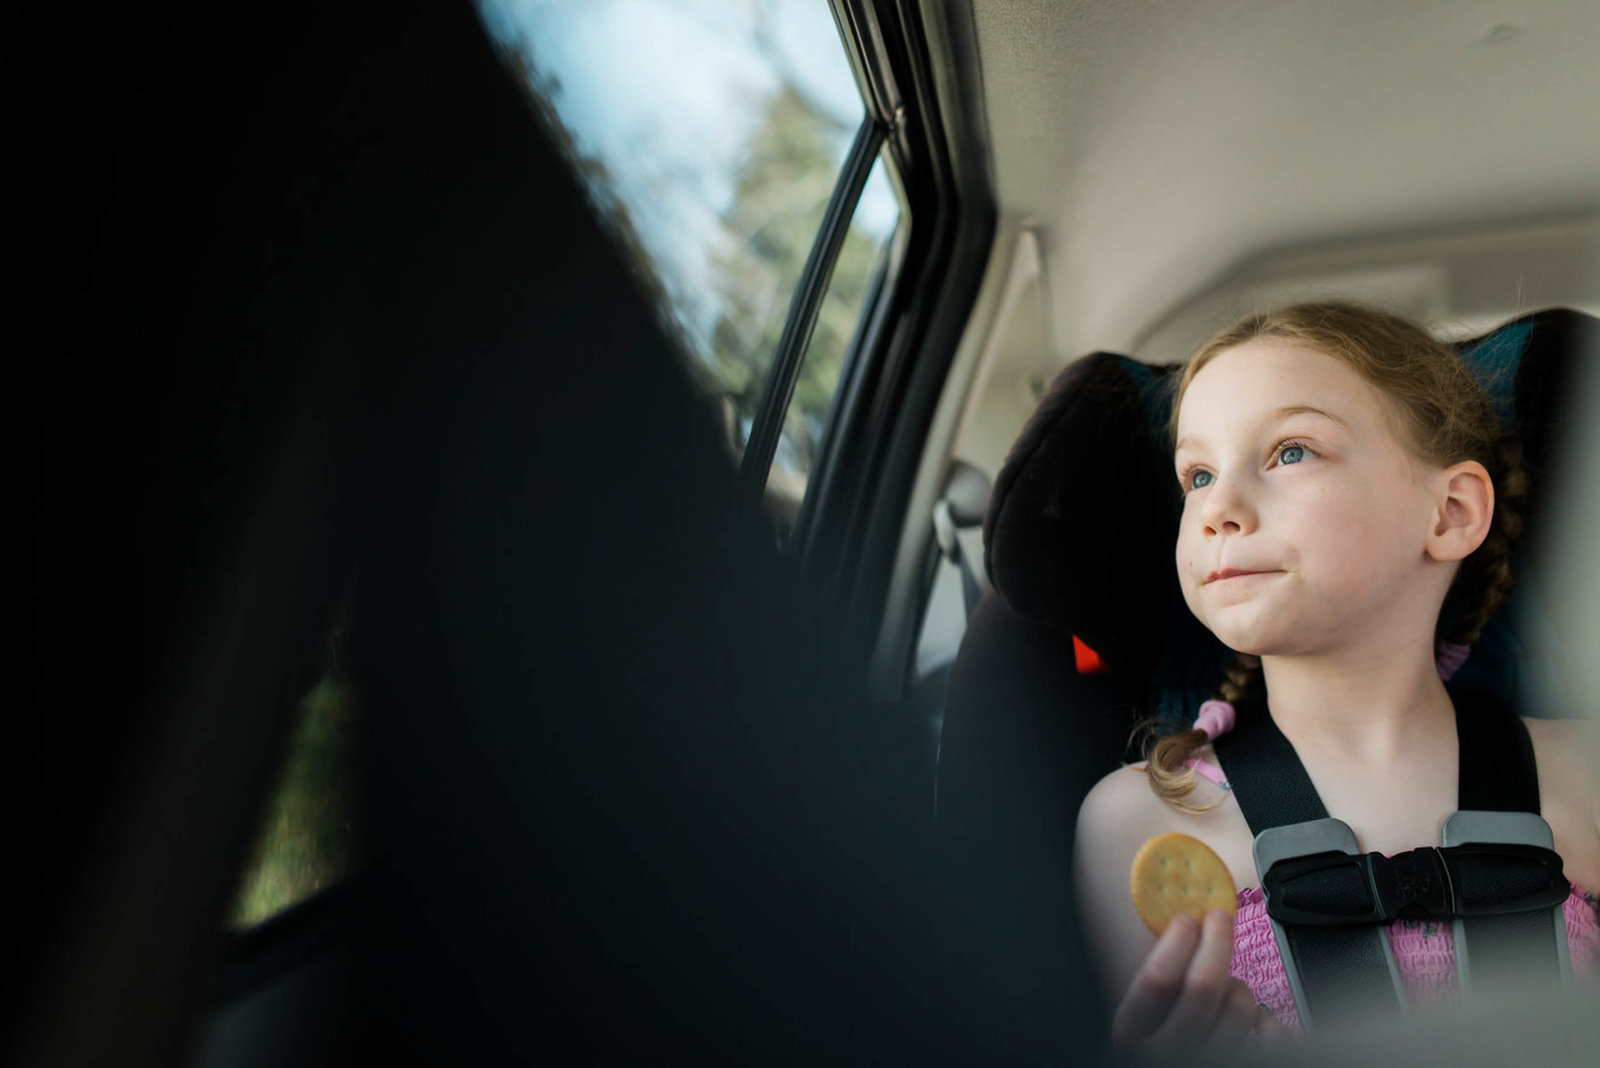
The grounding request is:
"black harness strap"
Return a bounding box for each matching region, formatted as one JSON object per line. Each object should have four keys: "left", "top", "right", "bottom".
{"left": 1213, "top": 689, "right": 1397, "bottom": 1028}
{"left": 1448, "top": 690, "right": 1567, "bottom": 993}
{"left": 1212, "top": 686, "right": 1565, "bottom": 1031}
{"left": 1210, "top": 687, "right": 1326, "bottom": 824}
{"left": 1453, "top": 687, "right": 1540, "bottom": 812}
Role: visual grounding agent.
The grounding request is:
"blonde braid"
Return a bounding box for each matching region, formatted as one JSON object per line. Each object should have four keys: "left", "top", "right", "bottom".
{"left": 1140, "top": 653, "right": 1261, "bottom": 811}
{"left": 1217, "top": 652, "right": 1262, "bottom": 705}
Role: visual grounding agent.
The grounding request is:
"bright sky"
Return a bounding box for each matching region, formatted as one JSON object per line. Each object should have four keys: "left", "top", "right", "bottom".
{"left": 476, "top": 0, "right": 898, "bottom": 350}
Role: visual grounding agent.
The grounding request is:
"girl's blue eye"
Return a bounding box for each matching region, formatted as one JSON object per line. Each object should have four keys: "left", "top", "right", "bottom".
{"left": 1189, "top": 470, "right": 1214, "bottom": 490}
{"left": 1279, "top": 444, "right": 1306, "bottom": 465}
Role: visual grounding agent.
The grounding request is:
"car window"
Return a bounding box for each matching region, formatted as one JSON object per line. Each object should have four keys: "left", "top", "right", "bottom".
{"left": 476, "top": 0, "right": 898, "bottom": 510}
{"left": 766, "top": 154, "right": 901, "bottom": 531}
{"left": 230, "top": 674, "right": 358, "bottom": 927}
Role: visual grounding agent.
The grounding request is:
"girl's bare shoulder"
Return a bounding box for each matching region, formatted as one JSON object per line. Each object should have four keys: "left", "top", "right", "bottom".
{"left": 1076, "top": 765, "right": 1171, "bottom": 885}
{"left": 1076, "top": 750, "right": 1251, "bottom": 881}
{"left": 1079, "top": 761, "right": 1162, "bottom": 824}
{"left": 1076, "top": 756, "right": 1221, "bottom": 848}
{"left": 1521, "top": 715, "right": 1600, "bottom": 797}
{"left": 1521, "top": 715, "right": 1600, "bottom": 891}
{"left": 1522, "top": 716, "right": 1600, "bottom": 804}
{"left": 1521, "top": 713, "right": 1600, "bottom": 747}
{"left": 1073, "top": 764, "right": 1174, "bottom": 992}
{"left": 1073, "top": 754, "right": 1243, "bottom": 994}
{"left": 1077, "top": 749, "right": 1231, "bottom": 833}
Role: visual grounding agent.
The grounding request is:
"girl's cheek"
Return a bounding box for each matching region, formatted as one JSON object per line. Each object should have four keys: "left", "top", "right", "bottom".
{"left": 1175, "top": 529, "right": 1197, "bottom": 570}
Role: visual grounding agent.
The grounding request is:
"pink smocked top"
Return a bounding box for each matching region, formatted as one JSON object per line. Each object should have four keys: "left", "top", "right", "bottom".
{"left": 1184, "top": 756, "right": 1600, "bottom": 1033}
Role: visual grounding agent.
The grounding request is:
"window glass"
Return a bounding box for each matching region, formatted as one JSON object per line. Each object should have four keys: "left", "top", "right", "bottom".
{"left": 230, "top": 675, "right": 358, "bottom": 927}
{"left": 916, "top": 553, "right": 969, "bottom": 679}
{"left": 477, "top": 0, "right": 870, "bottom": 464}
{"left": 766, "top": 154, "right": 900, "bottom": 522}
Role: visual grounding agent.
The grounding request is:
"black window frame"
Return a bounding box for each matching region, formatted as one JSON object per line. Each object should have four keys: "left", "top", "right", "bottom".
{"left": 738, "top": 116, "right": 888, "bottom": 494}
{"left": 788, "top": 0, "right": 997, "bottom": 692}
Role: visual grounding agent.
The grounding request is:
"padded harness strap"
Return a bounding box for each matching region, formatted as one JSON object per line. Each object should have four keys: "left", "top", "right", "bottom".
{"left": 1213, "top": 687, "right": 1565, "bottom": 1031}
{"left": 1447, "top": 690, "right": 1569, "bottom": 995}
{"left": 1214, "top": 690, "right": 1395, "bottom": 1027}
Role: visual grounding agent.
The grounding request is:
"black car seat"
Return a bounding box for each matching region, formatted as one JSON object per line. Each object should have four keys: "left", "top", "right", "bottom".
{"left": 934, "top": 306, "right": 1600, "bottom": 1014}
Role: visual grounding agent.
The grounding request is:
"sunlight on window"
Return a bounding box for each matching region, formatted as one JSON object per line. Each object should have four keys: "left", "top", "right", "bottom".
{"left": 230, "top": 676, "right": 358, "bottom": 927}
{"left": 767, "top": 155, "right": 901, "bottom": 516}
{"left": 477, "top": 0, "right": 868, "bottom": 461}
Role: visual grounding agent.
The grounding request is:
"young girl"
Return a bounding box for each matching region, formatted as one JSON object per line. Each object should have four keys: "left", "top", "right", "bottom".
{"left": 1074, "top": 303, "right": 1600, "bottom": 1051}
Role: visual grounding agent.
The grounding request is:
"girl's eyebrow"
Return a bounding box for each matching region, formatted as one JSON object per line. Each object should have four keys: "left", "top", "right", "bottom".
{"left": 1173, "top": 404, "right": 1348, "bottom": 456}
{"left": 1271, "top": 403, "right": 1349, "bottom": 428}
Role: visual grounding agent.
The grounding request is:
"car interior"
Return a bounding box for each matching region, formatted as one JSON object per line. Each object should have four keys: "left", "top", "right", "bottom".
{"left": 13, "top": 1, "right": 1600, "bottom": 1064}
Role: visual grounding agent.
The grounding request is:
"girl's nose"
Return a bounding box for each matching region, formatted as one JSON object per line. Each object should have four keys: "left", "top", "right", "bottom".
{"left": 1200, "top": 477, "right": 1256, "bottom": 537}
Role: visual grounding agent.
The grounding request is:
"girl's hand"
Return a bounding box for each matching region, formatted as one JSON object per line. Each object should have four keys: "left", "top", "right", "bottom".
{"left": 1111, "top": 908, "right": 1286, "bottom": 1053}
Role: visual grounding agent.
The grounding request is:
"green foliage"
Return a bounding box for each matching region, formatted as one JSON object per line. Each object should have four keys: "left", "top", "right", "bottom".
{"left": 704, "top": 81, "right": 894, "bottom": 485}
{"left": 230, "top": 677, "right": 358, "bottom": 927}
{"left": 790, "top": 190, "right": 891, "bottom": 428}
{"left": 485, "top": 14, "right": 891, "bottom": 474}
{"left": 709, "top": 81, "right": 867, "bottom": 436}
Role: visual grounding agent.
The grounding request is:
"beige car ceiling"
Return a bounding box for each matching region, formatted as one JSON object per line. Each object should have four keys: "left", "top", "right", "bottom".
{"left": 968, "top": 0, "right": 1600, "bottom": 368}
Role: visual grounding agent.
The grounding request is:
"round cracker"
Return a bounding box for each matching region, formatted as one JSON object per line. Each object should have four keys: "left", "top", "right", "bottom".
{"left": 1129, "top": 832, "right": 1237, "bottom": 936}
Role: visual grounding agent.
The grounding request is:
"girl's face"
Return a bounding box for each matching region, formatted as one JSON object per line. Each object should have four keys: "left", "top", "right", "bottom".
{"left": 1173, "top": 340, "right": 1452, "bottom": 660}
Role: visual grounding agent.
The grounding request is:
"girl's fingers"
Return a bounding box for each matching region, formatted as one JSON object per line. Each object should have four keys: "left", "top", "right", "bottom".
{"left": 1253, "top": 1002, "right": 1292, "bottom": 1046}
{"left": 1147, "top": 908, "right": 1238, "bottom": 1047}
{"left": 1198, "top": 977, "right": 1259, "bottom": 1050}
{"left": 1111, "top": 914, "right": 1201, "bottom": 1046}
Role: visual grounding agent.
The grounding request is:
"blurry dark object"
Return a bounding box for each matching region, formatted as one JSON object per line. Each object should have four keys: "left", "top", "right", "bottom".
{"left": 13, "top": 1, "right": 1098, "bottom": 1064}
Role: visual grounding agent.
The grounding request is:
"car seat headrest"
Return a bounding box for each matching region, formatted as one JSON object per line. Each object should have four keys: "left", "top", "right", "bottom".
{"left": 942, "top": 459, "right": 993, "bottom": 527}
{"left": 982, "top": 308, "right": 1600, "bottom": 720}
{"left": 981, "top": 352, "right": 1189, "bottom": 680}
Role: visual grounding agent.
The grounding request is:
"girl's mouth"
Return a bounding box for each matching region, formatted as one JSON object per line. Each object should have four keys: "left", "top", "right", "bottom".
{"left": 1205, "top": 568, "right": 1277, "bottom": 584}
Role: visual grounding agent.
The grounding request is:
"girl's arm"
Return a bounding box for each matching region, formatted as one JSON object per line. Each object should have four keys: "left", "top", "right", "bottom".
{"left": 1075, "top": 765, "right": 1279, "bottom": 1050}
{"left": 1074, "top": 765, "right": 1166, "bottom": 995}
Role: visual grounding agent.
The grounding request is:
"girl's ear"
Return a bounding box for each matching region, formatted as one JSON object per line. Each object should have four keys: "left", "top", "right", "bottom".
{"left": 1426, "top": 460, "right": 1495, "bottom": 562}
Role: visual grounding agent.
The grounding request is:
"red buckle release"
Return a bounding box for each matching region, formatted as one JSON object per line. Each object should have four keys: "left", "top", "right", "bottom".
{"left": 1073, "top": 636, "right": 1108, "bottom": 675}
